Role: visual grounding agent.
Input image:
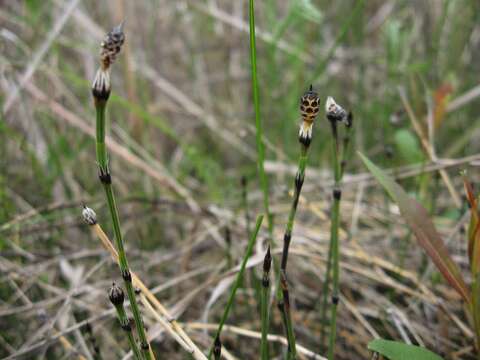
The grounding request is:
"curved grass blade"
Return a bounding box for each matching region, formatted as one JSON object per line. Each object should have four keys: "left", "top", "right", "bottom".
{"left": 368, "top": 339, "right": 443, "bottom": 360}
{"left": 463, "top": 173, "right": 480, "bottom": 274}
{"left": 358, "top": 152, "right": 470, "bottom": 303}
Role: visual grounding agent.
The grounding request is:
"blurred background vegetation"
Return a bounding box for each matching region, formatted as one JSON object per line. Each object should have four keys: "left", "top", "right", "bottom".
{"left": 1, "top": 0, "right": 480, "bottom": 359}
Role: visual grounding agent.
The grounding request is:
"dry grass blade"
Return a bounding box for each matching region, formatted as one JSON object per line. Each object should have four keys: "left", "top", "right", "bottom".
{"left": 90, "top": 223, "right": 207, "bottom": 360}
{"left": 359, "top": 152, "right": 471, "bottom": 304}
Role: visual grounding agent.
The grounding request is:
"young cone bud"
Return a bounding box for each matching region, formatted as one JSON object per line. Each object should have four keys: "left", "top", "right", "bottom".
{"left": 108, "top": 283, "right": 125, "bottom": 307}
{"left": 82, "top": 206, "right": 97, "bottom": 225}
{"left": 325, "top": 96, "right": 347, "bottom": 122}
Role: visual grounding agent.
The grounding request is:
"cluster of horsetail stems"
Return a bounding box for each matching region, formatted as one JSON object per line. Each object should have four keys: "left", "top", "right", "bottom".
{"left": 277, "top": 85, "right": 320, "bottom": 359}
{"left": 91, "top": 24, "right": 153, "bottom": 360}
{"left": 109, "top": 283, "right": 142, "bottom": 360}
{"left": 318, "top": 97, "right": 353, "bottom": 360}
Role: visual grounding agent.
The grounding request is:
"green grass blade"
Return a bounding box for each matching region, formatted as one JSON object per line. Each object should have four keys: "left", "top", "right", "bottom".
{"left": 208, "top": 215, "right": 264, "bottom": 359}
{"left": 358, "top": 151, "right": 470, "bottom": 303}
{"left": 249, "top": 0, "right": 272, "bottom": 235}
{"left": 368, "top": 339, "right": 443, "bottom": 360}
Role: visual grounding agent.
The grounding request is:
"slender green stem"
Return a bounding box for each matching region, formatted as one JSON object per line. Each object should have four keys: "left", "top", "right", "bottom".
{"left": 249, "top": 5, "right": 280, "bottom": 354}
{"left": 319, "top": 122, "right": 342, "bottom": 350}
{"left": 113, "top": 303, "right": 142, "bottom": 360}
{"left": 95, "top": 101, "right": 152, "bottom": 360}
{"left": 95, "top": 101, "right": 107, "bottom": 171}
{"left": 280, "top": 271, "right": 296, "bottom": 359}
{"left": 249, "top": 0, "right": 271, "bottom": 235}
{"left": 319, "top": 238, "right": 333, "bottom": 350}
{"left": 207, "top": 215, "right": 264, "bottom": 359}
{"left": 276, "top": 143, "right": 310, "bottom": 358}
{"left": 280, "top": 145, "right": 308, "bottom": 270}
{"left": 327, "top": 121, "right": 342, "bottom": 360}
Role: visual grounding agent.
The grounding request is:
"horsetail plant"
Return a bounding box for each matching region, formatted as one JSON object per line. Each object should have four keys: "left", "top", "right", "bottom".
{"left": 108, "top": 283, "right": 142, "bottom": 360}
{"left": 91, "top": 24, "right": 153, "bottom": 360}
{"left": 207, "top": 215, "right": 264, "bottom": 359}
{"left": 280, "top": 85, "right": 320, "bottom": 270}
{"left": 278, "top": 86, "right": 320, "bottom": 359}
{"left": 318, "top": 96, "right": 350, "bottom": 360}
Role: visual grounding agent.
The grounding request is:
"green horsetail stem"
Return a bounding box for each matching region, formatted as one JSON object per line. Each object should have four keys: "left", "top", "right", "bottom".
{"left": 207, "top": 215, "right": 264, "bottom": 359}
{"left": 327, "top": 146, "right": 341, "bottom": 360}
{"left": 94, "top": 96, "right": 153, "bottom": 360}
{"left": 277, "top": 143, "right": 310, "bottom": 359}
{"left": 319, "top": 97, "right": 350, "bottom": 360}
{"left": 319, "top": 120, "right": 340, "bottom": 350}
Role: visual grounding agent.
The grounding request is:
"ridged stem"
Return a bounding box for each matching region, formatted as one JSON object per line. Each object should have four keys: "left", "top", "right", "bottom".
{"left": 112, "top": 301, "right": 142, "bottom": 360}
{"left": 280, "top": 144, "right": 308, "bottom": 270}
{"left": 95, "top": 100, "right": 153, "bottom": 360}
{"left": 327, "top": 121, "right": 342, "bottom": 360}
{"left": 277, "top": 143, "right": 309, "bottom": 358}
{"left": 280, "top": 271, "right": 296, "bottom": 359}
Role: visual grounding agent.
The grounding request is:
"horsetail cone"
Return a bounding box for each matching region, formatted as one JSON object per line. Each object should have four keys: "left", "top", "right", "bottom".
{"left": 92, "top": 23, "right": 125, "bottom": 101}
{"left": 100, "top": 23, "right": 125, "bottom": 70}
{"left": 299, "top": 85, "right": 320, "bottom": 146}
